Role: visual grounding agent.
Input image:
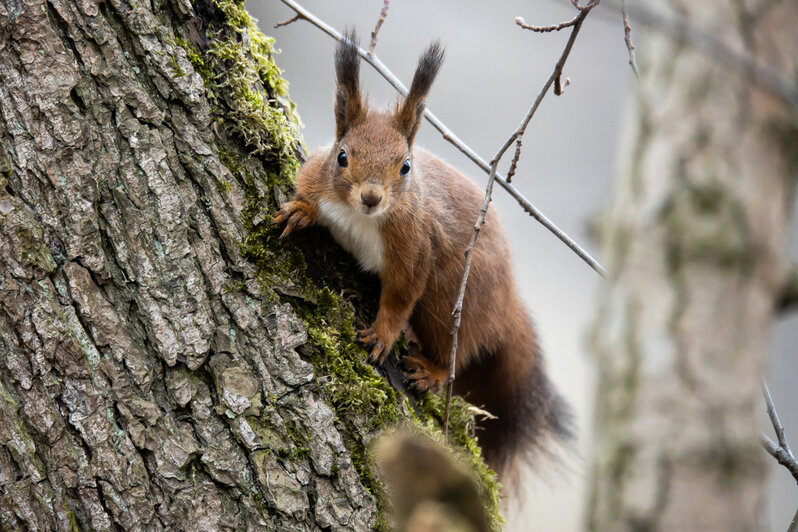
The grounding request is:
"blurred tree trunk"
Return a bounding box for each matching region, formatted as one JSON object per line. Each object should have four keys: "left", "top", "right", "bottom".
{"left": 0, "top": 0, "right": 402, "bottom": 529}
{"left": 588, "top": 2, "right": 798, "bottom": 531}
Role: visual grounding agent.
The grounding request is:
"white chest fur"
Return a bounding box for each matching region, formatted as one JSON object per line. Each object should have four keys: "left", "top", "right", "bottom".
{"left": 318, "top": 199, "right": 384, "bottom": 273}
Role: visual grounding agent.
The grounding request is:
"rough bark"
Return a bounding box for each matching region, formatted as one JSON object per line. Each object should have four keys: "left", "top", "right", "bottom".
{"left": 588, "top": 2, "right": 798, "bottom": 531}
{"left": 0, "top": 0, "right": 499, "bottom": 530}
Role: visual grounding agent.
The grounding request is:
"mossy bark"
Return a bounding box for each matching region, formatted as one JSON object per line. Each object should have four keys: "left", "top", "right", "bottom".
{"left": 588, "top": 2, "right": 798, "bottom": 531}
{"left": 0, "top": 1, "right": 499, "bottom": 530}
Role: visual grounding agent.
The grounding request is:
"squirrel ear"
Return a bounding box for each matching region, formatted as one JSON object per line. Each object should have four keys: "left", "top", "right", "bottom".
{"left": 335, "top": 30, "right": 365, "bottom": 141}
{"left": 394, "top": 41, "right": 444, "bottom": 145}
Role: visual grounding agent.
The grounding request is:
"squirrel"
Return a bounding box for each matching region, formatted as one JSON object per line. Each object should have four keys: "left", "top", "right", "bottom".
{"left": 274, "top": 32, "right": 571, "bottom": 478}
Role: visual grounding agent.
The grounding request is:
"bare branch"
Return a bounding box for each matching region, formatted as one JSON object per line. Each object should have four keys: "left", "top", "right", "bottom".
{"left": 763, "top": 378, "right": 792, "bottom": 455}
{"left": 761, "top": 380, "right": 798, "bottom": 485}
{"left": 369, "top": 0, "right": 391, "bottom": 54}
{"left": 443, "top": 1, "right": 600, "bottom": 437}
{"left": 620, "top": 0, "right": 640, "bottom": 78}
{"left": 275, "top": 0, "right": 607, "bottom": 279}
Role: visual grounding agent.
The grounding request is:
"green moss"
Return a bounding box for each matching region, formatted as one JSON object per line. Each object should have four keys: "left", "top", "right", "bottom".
{"left": 176, "top": 2, "right": 301, "bottom": 186}
{"left": 176, "top": 37, "right": 214, "bottom": 90}
{"left": 65, "top": 506, "right": 80, "bottom": 532}
{"left": 283, "top": 419, "right": 311, "bottom": 459}
{"left": 196, "top": 0, "right": 301, "bottom": 167}
{"left": 222, "top": 280, "right": 246, "bottom": 295}
{"left": 285, "top": 285, "right": 403, "bottom": 528}
{"left": 301, "top": 288, "right": 401, "bottom": 423}
{"left": 216, "top": 178, "right": 231, "bottom": 195}
{"left": 166, "top": 53, "right": 188, "bottom": 78}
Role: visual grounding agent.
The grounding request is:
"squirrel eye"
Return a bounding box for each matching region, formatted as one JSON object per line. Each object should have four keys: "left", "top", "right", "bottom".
{"left": 337, "top": 149, "right": 348, "bottom": 168}
{"left": 400, "top": 158, "right": 411, "bottom": 176}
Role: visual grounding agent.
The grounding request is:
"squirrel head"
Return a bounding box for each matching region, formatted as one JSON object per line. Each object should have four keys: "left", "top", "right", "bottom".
{"left": 329, "top": 31, "right": 444, "bottom": 217}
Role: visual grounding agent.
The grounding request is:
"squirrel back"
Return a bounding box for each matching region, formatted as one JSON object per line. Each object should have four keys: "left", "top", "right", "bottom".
{"left": 275, "top": 32, "right": 572, "bottom": 480}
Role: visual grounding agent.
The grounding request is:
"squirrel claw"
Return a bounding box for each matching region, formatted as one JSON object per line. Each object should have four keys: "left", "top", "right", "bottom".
{"left": 402, "top": 355, "right": 446, "bottom": 393}
{"left": 355, "top": 324, "right": 388, "bottom": 365}
{"left": 355, "top": 327, "right": 371, "bottom": 343}
{"left": 367, "top": 341, "right": 386, "bottom": 364}
{"left": 274, "top": 201, "right": 314, "bottom": 237}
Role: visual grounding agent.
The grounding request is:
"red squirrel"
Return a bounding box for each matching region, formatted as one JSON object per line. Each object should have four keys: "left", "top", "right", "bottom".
{"left": 274, "top": 33, "right": 571, "bottom": 477}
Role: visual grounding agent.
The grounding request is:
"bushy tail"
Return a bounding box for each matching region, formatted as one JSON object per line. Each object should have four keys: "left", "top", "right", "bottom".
{"left": 455, "top": 342, "right": 573, "bottom": 480}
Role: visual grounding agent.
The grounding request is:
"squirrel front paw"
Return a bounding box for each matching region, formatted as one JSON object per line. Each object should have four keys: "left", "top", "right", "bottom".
{"left": 273, "top": 200, "right": 316, "bottom": 238}
{"left": 355, "top": 321, "right": 389, "bottom": 365}
{"left": 402, "top": 354, "right": 447, "bottom": 393}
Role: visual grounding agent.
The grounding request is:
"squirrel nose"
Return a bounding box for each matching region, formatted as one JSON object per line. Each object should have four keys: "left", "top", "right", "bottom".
{"left": 361, "top": 191, "right": 382, "bottom": 208}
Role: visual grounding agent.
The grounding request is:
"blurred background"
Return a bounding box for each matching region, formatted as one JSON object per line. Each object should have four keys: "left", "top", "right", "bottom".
{"left": 249, "top": 1, "right": 798, "bottom": 529}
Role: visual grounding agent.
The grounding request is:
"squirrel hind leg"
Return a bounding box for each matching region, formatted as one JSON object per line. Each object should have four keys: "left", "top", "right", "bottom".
{"left": 398, "top": 322, "right": 447, "bottom": 392}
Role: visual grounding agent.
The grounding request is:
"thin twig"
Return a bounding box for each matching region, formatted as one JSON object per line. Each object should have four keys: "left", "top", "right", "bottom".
{"left": 443, "top": 0, "right": 600, "bottom": 438}
{"left": 515, "top": 14, "right": 581, "bottom": 33}
{"left": 761, "top": 379, "right": 798, "bottom": 485}
{"left": 789, "top": 506, "right": 798, "bottom": 532}
{"left": 620, "top": 0, "right": 640, "bottom": 78}
{"left": 274, "top": 13, "right": 302, "bottom": 29}
{"left": 276, "top": 0, "right": 608, "bottom": 279}
{"left": 763, "top": 378, "right": 792, "bottom": 455}
{"left": 442, "top": 156, "right": 501, "bottom": 439}
{"left": 369, "top": 0, "right": 391, "bottom": 54}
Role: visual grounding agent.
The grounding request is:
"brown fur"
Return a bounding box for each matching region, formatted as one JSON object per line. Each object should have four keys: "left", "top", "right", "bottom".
{"left": 274, "top": 36, "right": 571, "bottom": 478}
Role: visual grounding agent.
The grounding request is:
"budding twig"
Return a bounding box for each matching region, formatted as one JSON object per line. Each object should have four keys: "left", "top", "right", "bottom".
{"left": 369, "top": 0, "right": 391, "bottom": 54}
{"left": 505, "top": 137, "right": 523, "bottom": 183}
{"left": 515, "top": 14, "right": 581, "bottom": 33}
{"left": 620, "top": 0, "right": 640, "bottom": 78}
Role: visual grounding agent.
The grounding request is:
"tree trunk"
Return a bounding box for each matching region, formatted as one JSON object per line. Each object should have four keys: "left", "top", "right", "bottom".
{"left": 588, "top": 2, "right": 798, "bottom": 531}
{"left": 0, "top": 0, "right": 498, "bottom": 530}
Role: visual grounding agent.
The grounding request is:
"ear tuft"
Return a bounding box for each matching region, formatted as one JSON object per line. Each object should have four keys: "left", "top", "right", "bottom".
{"left": 395, "top": 41, "right": 445, "bottom": 144}
{"left": 335, "top": 30, "right": 365, "bottom": 140}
